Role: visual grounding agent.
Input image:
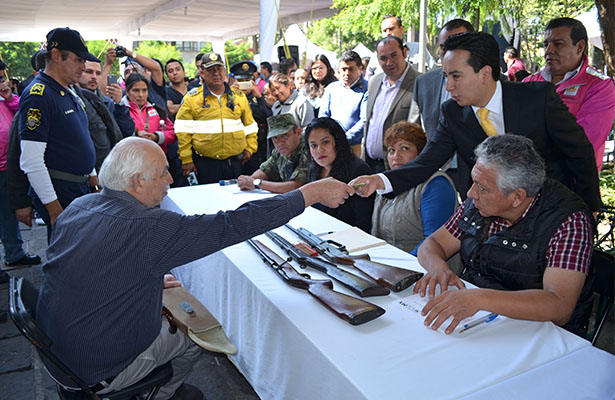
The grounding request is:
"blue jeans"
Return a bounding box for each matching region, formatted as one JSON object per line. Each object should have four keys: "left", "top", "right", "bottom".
{"left": 0, "top": 170, "right": 27, "bottom": 263}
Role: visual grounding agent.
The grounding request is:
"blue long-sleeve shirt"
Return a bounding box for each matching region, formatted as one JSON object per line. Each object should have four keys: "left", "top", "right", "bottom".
{"left": 410, "top": 176, "right": 456, "bottom": 256}
{"left": 36, "top": 188, "right": 304, "bottom": 385}
{"left": 320, "top": 78, "right": 368, "bottom": 145}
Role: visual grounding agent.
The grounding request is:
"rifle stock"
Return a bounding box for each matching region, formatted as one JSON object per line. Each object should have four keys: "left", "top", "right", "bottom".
{"left": 266, "top": 231, "right": 390, "bottom": 297}
{"left": 353, "top": 259, "right": 424, "bottom": 292}
{"left": 286, "top": 225, "right": 424, "bottom": 292}
{"left": 248, "top": 239, "right": 385, "bottom": 325}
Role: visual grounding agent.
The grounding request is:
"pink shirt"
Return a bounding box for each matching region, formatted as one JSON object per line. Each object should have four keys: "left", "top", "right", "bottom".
{"left": 0, "top": 94, "right": 19, "bottom": 170}
{"left": 506, "top": 58, "right": 527, "bottom": 82}
{"left": 125, "top": 100, "right": 176, "bottom": 154}
{"left": 524, "top": 56, "right": 615, "bottom": 171}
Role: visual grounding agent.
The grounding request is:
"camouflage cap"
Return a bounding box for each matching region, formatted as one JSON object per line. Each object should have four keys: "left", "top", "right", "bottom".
{"left": 267, "top": 114, "right": 297, "bottom": 139}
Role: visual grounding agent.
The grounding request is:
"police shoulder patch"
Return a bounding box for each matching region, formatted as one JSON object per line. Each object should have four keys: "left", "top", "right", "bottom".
{"left": 30, "top": 83, "right": 45, "bottom": 96}
{"left": 586, "top": 67, "right": 609, "bottom": 81}
{"left": 188, "top": 87, "right": 200, "bottom": 96}
{"left": 26, "top": 108, "right": 42, "bottom": 131}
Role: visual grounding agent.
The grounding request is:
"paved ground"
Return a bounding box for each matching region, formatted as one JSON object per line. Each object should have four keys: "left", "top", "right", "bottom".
{"left": 0, "top": 220, "right": 613, "bottom": 399}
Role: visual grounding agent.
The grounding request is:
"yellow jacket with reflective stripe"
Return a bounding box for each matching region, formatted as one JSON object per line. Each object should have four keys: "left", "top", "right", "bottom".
{"left": 174, "top": 84, "right": 258, "bottom": 163}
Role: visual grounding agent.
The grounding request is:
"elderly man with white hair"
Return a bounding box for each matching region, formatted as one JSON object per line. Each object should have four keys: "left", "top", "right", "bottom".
{"left": 34, "top": 137, "right": 354, "bottom": 399}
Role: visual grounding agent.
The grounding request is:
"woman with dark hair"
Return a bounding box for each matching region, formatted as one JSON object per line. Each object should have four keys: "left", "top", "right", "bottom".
{"left": 269, "top": 73, "right": 314, "bottom": 128}
{"left": 302, "top": 55, "right": 337, "bottom": 116}
{"left": 123, "top": 73, "right": 176, "bottom": 155}
{"left": 305, "top": 117, "right": 374, "bottom": 232}
{"left": 372, "top": 121, "right": 460, "bottom": 270}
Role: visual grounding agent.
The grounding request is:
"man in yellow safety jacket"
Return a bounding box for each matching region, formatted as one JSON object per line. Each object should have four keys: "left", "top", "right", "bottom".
{"left": 175, "top": 53, "right": 258, "bottom": 184}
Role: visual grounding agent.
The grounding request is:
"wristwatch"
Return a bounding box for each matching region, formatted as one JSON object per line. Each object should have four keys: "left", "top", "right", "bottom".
{"left": 253, "top": 178, "right": 262, "bottom": 189}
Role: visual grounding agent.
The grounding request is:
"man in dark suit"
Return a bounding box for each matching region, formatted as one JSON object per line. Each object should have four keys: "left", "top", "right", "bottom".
{"left": 362, "top": 36, "right": 419, "bottom": 172}
{"left": 351, "top": 32, "right": 601, "bottom": 213}
{"left": 409, "top": 19, "right": 474, "bottom": 195}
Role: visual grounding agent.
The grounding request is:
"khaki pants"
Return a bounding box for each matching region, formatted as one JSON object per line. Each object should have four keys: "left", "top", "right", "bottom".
{"left": 97, "top": 319, "right": 202, "bottom": 399}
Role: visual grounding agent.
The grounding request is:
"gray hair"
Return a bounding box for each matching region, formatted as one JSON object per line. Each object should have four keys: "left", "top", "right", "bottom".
{"left": 98, "top": 137, "right": 155, "bottom": 190}
{"left": 474, "top": 134, "right": 545, "bottom": 196}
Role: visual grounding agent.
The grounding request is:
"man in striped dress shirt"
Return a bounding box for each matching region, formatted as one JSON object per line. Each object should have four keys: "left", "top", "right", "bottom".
{"left": 35, "top": 137, "right": 353, "bottom": 399}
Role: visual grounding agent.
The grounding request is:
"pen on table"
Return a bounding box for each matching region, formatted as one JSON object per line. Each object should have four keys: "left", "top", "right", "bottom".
{"left": 458, "top": 313, "right": 498, "bottom": 333}
{"left": 352, "top": 182, "right": 367, "bottom": 188}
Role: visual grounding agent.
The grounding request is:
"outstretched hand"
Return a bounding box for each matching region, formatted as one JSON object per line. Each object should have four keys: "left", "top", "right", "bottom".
{"left": 300, "top": 177, "right": 355, "bottom": 208}
{"left": 348, "top": 174, "right": 384, "bottom": 198}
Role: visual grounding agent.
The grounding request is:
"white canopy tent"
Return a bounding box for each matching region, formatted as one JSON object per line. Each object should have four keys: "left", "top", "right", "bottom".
{"left": 352, "top": 43, "right": 373, "bottom": 59}
{"left": 270, "top": 24, "right": 338, "bottom": 68}
{"left": 0, "top": 0, "right": 335, "bottom": 62}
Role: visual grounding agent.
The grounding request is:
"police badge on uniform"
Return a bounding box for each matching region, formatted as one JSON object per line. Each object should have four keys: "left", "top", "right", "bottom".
{"left": 30, "top": 83, "right": 45, "bottom": 96}
{"left": 26, "top": 108, "right": 42, "bottom": 130}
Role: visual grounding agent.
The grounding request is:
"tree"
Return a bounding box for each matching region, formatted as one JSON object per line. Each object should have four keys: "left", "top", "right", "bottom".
{"left": 0, "top": 42, "right": 40, "bottom": 80}
{"left": 595, "top": 0, "right": 614, "bottom": 77}
{"left": 307, "top": 18, "right": 378, "bottom": 56}
{"left": 224, "top": 40, "right": 254, "bottom": 67}
{"left": 134, "top": 41, "right": 184, "bottom": 69}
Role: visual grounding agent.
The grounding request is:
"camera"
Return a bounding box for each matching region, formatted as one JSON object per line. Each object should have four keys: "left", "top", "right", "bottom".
{"left": 237, "top": 81, "right": 253, "bottom": 91}
{"left": 115, "top": 46, "right": 127, "bottom": 58}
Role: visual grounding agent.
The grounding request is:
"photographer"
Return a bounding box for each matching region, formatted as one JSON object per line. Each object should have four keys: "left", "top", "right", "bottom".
{"left": 100, "top": 46, "right": 167, "bottom": 114}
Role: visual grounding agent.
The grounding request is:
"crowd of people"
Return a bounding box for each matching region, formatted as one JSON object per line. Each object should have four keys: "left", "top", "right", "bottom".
{"left": 0, "top": 12, "right": 613, "bottom": 400}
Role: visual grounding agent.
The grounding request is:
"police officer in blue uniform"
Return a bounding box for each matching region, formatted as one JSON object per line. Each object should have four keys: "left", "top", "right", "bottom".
{"left": 230, "top": 60, "right": 272, "bottom": 175}
{"left": 19, "top": 27, "right": 99, "bottom": 237}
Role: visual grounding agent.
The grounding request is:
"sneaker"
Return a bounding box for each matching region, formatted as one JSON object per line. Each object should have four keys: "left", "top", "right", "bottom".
{"left": 5, "top": 254, "right": 41, "bottom": 267}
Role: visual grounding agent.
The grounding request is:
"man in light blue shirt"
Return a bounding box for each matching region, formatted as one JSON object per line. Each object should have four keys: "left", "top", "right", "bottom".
{"left": 320, "top": 50, "right": 368, "bottom": 156}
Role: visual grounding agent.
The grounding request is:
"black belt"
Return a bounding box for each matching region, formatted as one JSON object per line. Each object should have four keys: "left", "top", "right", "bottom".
{"left": 48, "top": 168, "right": 91, "bottom": 184}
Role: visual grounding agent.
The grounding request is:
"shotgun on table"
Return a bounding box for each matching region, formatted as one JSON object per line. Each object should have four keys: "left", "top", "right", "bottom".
{"left": 247, "top": 239, "right": 385, "bottom": 325}
{"left": 285, "top": 224, "right": 424, "bottom": 292}
{"left": 265, "top": 231, "right": 390, "bottom": 297}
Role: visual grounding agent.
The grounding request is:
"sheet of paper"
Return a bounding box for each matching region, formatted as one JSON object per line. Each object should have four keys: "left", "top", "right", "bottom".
{"left": 396, "top": 287, "right": 501, "bottom": 335}
{"left": 322, "top": 227, "right": 387, "bottom": 253}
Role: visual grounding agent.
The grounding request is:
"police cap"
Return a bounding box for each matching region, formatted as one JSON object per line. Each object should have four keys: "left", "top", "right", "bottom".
{"left": 46, "top": 27, "right": 99, "bottom": 62}
{"left": 201, "top": 53, "right": 225, "bottom": 69}
{"left": 267, "top": 114, "right": 297, "bottom": 139}
{"left": 230, "top": 61, "right": 257, "bottom": 79}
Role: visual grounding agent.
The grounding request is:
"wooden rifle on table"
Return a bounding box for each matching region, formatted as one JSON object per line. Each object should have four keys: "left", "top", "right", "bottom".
{"left": 265, "top": 231, "right": 390, "bottom": 297}
{"left": 285, "top": 224, "right": 424, "bottom": 292}
{"left": 247, "top": 239, "right": 385, "bottom": 325}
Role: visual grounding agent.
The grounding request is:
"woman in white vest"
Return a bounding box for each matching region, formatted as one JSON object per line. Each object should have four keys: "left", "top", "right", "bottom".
{"left": 371, "top": 121, "right": 462, "bottom": 273}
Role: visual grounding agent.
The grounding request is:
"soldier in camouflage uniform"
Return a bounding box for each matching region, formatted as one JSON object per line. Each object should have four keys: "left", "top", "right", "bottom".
{"left": 237, "top": 114, "right": 309, "bottom": 194}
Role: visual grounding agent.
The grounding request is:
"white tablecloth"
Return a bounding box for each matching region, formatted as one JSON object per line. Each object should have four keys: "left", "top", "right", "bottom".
{"left": 162, "top": 184, "right": 614, "bottom": 400}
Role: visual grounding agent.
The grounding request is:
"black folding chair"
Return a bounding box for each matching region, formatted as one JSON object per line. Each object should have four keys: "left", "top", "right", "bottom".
{"left": 8, "top": 277, "right": 173, "bottom": 400}
{"left": 586, "top": 249, "right": 615, "bottom": 346}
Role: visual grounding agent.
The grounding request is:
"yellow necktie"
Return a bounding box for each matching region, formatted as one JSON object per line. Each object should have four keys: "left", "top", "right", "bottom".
{"left": 477, "top": 108, "right": 497, "bottom": 137}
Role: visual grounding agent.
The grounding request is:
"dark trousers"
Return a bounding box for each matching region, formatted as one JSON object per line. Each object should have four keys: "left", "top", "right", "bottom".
{"left": 192, "top": 153, "right": 242, "bottom": 184}
{"left": 29, "top": 178, "right": 90, "bottom": 241}
{"left": 365, "top": 155, "right": 385, "bottom": 174}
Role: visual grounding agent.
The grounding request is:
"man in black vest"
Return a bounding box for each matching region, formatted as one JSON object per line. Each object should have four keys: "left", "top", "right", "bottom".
{"left": 414, "top": 135, "right": 593, "bottom": 336}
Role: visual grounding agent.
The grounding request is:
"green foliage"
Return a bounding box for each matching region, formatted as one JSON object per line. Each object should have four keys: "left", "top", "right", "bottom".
{"left": 599, "top": 163, "right": 615, "bottom": 207}
{"left": 0, "top": 42, "right": 40, "bottom": 80}
{"left": 327, "top": 0, "right": 595, "bottom": 64}
{"left": 86, "top": 40, "right": 120, "bottom": 75}
{"left": 224, "top": 40, "right": 254, "bottom": 68}
{"left": 134, "top": 41, "right": 184, "bottom": 67}
{"left": 306, "top": 18, "right": 378, "bottom": 57}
